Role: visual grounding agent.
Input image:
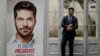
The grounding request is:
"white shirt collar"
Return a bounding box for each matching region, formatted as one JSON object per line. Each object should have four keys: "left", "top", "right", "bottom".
{"left": 10, "top": 33, "right": 35, "bottom": 44}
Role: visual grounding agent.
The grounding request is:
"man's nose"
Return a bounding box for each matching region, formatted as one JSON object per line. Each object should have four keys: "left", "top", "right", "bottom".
{"left": 23, "top": 20, "right": 28, "bottom": 26}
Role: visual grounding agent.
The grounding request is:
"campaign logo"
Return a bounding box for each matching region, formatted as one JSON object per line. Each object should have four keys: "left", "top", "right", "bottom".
{"left": 15, "top": 44, "right": 34, "bottom": 56}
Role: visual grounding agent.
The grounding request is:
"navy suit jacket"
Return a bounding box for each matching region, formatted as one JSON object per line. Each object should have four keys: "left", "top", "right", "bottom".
{"left": 61, "top": 15, "right": 78, "bottom": 36}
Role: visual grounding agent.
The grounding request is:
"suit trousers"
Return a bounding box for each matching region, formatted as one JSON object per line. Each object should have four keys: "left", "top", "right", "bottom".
{"left": 61, "top": 34, "right": 75, "bottom": 56}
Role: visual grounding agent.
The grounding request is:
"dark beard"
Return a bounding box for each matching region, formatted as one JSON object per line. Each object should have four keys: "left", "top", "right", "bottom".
{"left": 15, "top": 24, "right": 33, "bottom": 38}
{"left": 17, "top": 30, "right": 33, "bottom": 38}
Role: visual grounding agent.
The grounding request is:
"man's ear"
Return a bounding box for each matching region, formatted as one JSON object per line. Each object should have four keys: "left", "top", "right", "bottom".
{"left": 14, "top": 18, "right": 16, "bottom": 24}
{"left": 35, "top": 19, "right": 36, "bottom": 22}
{"left": 35, "top": 19, "right": 36, "bottom": 25}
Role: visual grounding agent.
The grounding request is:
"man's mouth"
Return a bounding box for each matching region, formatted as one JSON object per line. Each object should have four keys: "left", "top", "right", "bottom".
{"left": 21, "top": 28, "right": 30, "bottom": 32}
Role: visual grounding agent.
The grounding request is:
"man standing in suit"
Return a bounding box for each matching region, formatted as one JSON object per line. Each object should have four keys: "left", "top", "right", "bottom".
{"left": 61, "top": 7, "right": 78, "bottom": 56}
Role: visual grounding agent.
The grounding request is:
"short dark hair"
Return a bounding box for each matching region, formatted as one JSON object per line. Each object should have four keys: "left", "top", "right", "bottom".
{"left": 68, "top": 7, "right": 74, "bottom": 11}
{"left": 14, "top": 1, "right": 37, "bottom": 18}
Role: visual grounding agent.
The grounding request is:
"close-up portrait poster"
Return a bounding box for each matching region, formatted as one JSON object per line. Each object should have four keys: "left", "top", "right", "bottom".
{"left": 7, "top": 0, "right": 44, "bottom": 56}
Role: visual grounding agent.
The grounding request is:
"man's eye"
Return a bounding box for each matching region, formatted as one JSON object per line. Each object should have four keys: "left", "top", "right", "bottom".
{"left": 17, "top": 18, "right": 23, "bottom": 20}
{"left": 27, "top": 18, "right": 33, "bottom": 20}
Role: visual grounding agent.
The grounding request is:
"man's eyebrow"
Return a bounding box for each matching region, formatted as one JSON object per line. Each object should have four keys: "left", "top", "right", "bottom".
{"left": 27, "top": 17, "right": 33, "bottom": 18}
{"left": 16, "top": 17, "right": 23, "bottom": 18}
{"left": 16, "top": 17, "right": 34, "bottom": 20}
{"left": 28, "top": 17, "right": 33, "bottom": 18}
{"left": 26, "top": 17, "right": 34, "bottom": 19}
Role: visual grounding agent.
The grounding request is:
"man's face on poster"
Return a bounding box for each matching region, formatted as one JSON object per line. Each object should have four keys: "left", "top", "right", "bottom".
{"left": 15, "top": 10, "right": 36, "bottom": 37}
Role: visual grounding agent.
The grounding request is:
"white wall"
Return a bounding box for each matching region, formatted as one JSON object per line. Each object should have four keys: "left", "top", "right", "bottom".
{"left": 97, "top": 0, "right": 100, "bottom": 55}
{"left": 0, "top": 0, "right": 6, "bottom": 56}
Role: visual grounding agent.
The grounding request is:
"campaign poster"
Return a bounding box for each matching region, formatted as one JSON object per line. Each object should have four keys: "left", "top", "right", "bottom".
{"left": 7, "top": 0, "right": 44, "bottom": 56}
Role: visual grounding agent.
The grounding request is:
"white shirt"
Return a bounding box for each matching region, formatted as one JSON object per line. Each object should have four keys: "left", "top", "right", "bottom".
{"left": 7, "top": 34, "right": 42, "bottom": 56}
{"left": 68, "top": 15, "right": 72, "bottom": 23}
